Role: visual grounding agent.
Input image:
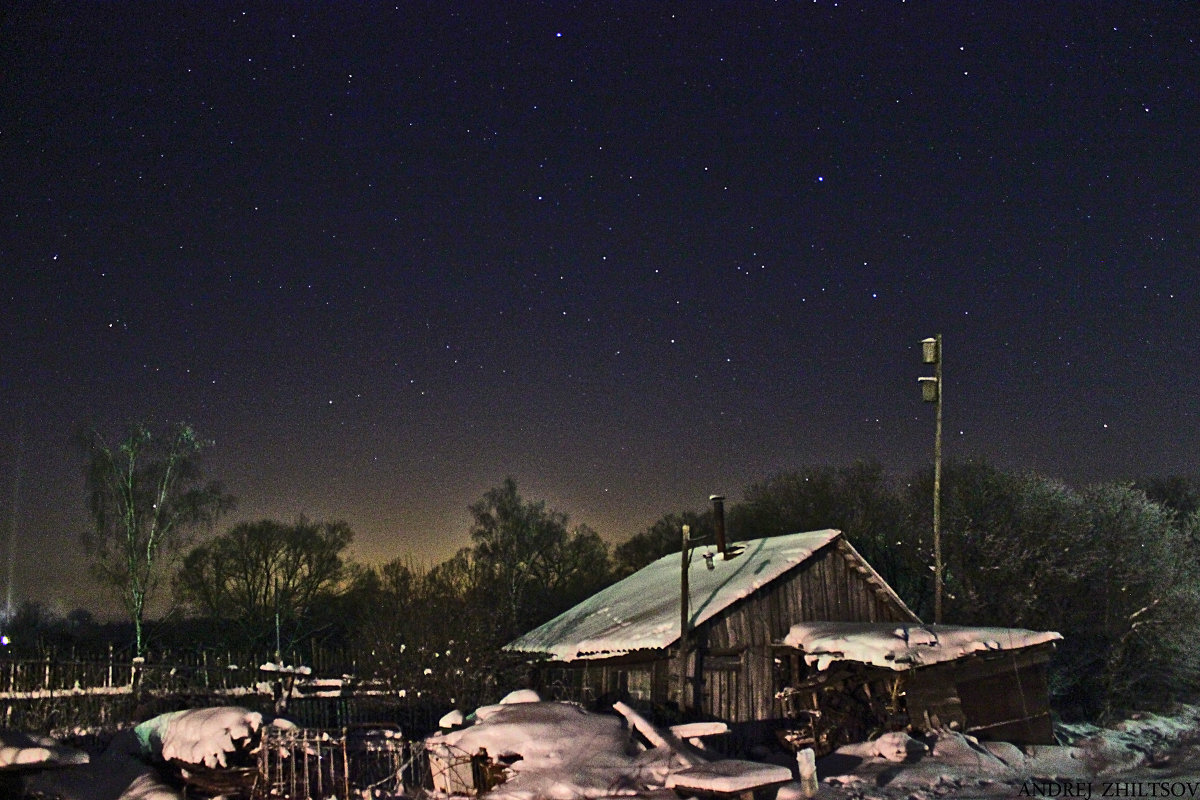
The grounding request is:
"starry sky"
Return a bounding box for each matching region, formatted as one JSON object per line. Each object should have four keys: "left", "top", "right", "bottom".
{"left": 2, "top": 2, "right": 1198, "bottom": 616}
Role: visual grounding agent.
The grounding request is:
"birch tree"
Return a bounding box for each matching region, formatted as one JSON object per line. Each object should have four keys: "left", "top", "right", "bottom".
{"left": 83, "top": 423, "right": 233, "bottom": 656}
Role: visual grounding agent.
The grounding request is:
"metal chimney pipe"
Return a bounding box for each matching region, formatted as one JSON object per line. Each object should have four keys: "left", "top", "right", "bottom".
{"left": 710, "top": 494, "right": 727, "bottom": 558}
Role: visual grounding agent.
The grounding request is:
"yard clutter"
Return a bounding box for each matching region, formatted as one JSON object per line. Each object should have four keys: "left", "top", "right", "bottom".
{"left": 19, "top": 705, "right": 406, "bottom": 800}
{"left": 664, "top": 760, "right": 794, "bottom": 798}
{"left": 424, "top": 695, "right": 800, "bottom": 800}
{"left": 777, "top": 622, "right": 1061, "bottom": 752}
{"left": 425, "top": 697, "right": 672, "bottom": 799}
{"left": 5, "top": 698, "right": 1200, "bottom": 800}
{"left": 133, "top": 705, "right": 267, "bottom": 769}
{"left": 21, "top": 706, "right": 272, "bottom": 799}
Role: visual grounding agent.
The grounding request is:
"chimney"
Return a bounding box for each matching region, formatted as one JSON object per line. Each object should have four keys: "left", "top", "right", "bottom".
{"left": 710, "top": 494, "right": 727, "bottom": 558}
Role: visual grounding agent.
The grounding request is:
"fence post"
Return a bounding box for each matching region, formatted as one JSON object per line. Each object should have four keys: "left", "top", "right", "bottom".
{"left": 131, "top": 656, "right": 144, "bottom": 699}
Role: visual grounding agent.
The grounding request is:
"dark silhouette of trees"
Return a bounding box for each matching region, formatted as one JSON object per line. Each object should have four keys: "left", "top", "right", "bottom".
{"left": 904, "top": 462, "right": 1200, "bottom": 719}
{"left": 61, "top": 452, "right": 1200, "bottom": 722}
{"left": 464, "top": 477, "right": 611, "bottom": 641}
{"left": 82, "top": 423, "right": 234, "bottom": 656}
{"left": 0, "top": 602, "right": 120, "bottom": 656}
{"left": 612, "top": 510, "right": 713, "bottom": 578}
{"left": 1076, "top": 483, "right": 1200, "bottom": 719}
{"left": 174, "top": 518, "right": 354, "bottom": 652}
{"left": 342, "top": 479, "right": 613, "bottom": 709}
{"left": 1135, "top": 474, "right": 1200, "bottom": 520}
{"left": 733, "top": 461, "right": 927, "bottom": 613}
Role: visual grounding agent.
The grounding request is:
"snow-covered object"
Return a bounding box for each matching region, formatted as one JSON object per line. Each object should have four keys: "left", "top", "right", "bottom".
{"left": 0, "top": 728, "right": 89, "bottom": 769}
{"left": 24, "top": 728, "right": 180, "bottom": 800}
{"left": 611, "top": 700, "right": 702, "bottom": 769}
{"left": 828, "top": 730, "right": 1024, "bottom": 791}
{"left": 258, "top": 661, "right": 312, "bottom": 675}
{"left": 776, "top": 780, "right": 817, "bottom": 800}
{"left": 852, "top": 730, "right": 929, "bottom": 762}
{"left": 116, "top": 772, "right": 183, "bottom": 800}
{"left": 1030, "top": 703, "right": 1200, "bottom": 777}
{"left": 470, "top": 690, "right": 541, "bottom": 724}
{"left": 664, "top": 759, "right": 792, "bottom": 794}
{"left": 782, "top": 621, "right": 1062, "bottom": 671}
{"left": 439, "top": 709, "right": 466, "bottom": 729}
{"left": 669, "top": 721, "right": 729, "bottom": 740}
{"left": 426, "top": 701, "right": 669, "bottom": 799}
{"left": 506, "top": 530, "right": 847, "bottom": 660}
{"left": 499, "top": 689, "right": 541, "bottom": 705}
{"left": 134, "top": 706, "right": 264, "bottom": 769}
{"left": 819, "top": 708, "right": 1200, "bottom": 794}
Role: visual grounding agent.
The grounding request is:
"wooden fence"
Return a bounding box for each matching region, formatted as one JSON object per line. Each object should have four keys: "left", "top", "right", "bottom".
{"left": 0, "top": 644, "right": 364, "bottom": 695}
{"left": 0, "top": 649, "right": 447, "bottom": 738}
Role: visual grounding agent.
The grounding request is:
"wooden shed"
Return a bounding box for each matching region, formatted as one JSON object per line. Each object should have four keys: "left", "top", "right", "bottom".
{"left": 504, "top": 530, "right": 919, "bottom": 726}
{"left": 778, "top": 621, "right": 1061, "bottom": 751}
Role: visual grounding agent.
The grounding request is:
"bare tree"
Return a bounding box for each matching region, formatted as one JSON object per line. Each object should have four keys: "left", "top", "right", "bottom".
{"left": 175, "top": 518, "right": 353, "bottom": 651}
{"left": 467, "top": 478, "right": 611, "bottom": 639}
{"left": 83, "top": 423, "right": 233, "bottom": 656}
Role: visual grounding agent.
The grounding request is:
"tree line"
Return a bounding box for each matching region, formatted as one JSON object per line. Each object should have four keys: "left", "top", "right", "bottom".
{"left": 7, "top": 423, "right": 1198, "bottom": 722}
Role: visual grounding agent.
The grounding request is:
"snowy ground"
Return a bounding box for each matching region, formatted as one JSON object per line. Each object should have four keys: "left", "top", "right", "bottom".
{"left": 814, "top": 707, "right": 1200, "bottom": 800}
{"left": 429, "top": 696, "right": 1200, "bottom": 800}
{"left": 5, "top": 706, "right": 273, "bottom": 800}
{"left": 2, "top": 698, "right": 1198, "bottom": 800}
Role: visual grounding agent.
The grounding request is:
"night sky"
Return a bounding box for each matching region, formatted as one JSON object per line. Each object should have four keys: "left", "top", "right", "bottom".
{"left": 2, "top": 2, "right": 1198, "bottom": 616}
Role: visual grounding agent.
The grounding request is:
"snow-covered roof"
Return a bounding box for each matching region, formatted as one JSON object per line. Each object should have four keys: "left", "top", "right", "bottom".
{"left": 782, "top": 621, "right": 1063, "bottom": 671}
{"left": 505, "top": 529, "right": 844, "bottom": 660}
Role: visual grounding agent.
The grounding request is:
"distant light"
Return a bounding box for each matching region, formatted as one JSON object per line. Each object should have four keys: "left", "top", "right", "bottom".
{"left": 1, "top": 635, "right": 9, "bottom": 646}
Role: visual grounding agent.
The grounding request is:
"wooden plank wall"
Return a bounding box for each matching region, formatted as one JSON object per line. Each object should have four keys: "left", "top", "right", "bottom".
{"left": 695, "top": 542, "right": 914, "bottom": 722}
{"left": 955, "top": 652, "right": 1055, "bottom": 745}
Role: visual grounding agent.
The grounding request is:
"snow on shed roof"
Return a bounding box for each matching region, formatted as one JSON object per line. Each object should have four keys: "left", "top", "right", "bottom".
{"left": 782, "top": 621, "right": 1062, "bottom": 672}
{"left": 505, "top": 529, "right": 843, "bottom": 661}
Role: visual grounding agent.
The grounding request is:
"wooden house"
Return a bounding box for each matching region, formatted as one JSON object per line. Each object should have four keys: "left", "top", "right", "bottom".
{"left": 505, "top": 529, "right": 1061, "bottom": 751}
{"left": 504, "top": 530, "right": 918, "bottom": 725}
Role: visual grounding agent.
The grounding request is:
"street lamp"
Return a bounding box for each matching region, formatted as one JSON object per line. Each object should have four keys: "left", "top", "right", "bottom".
{"left": 919, "top": 335, "right": 944, "bottom": 623}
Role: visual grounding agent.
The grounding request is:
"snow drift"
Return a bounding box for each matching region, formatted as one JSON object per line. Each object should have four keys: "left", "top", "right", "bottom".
{"left": 426, "top": 700, "right": 676, "bottom": 799}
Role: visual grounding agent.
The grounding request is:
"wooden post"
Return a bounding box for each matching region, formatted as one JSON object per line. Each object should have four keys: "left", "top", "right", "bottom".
{"left": 933, "top": 333, "right": 944, "bottom": 623}
{"left": 131, "top": 656, "right": 144, "bottom": 698}
{"left": 679, "top": 524, "right": 690, "bottom": 713}
{"left": 797, "top": 748, "right": 819, "bottom": 797}
{"left": 920, "top": 334, "right": 945, "bottom": 623}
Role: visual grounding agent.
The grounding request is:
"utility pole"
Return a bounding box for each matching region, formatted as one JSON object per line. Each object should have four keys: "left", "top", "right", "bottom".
{"left": 919, "top": 335, "right": 944, "bottom": 623}
{"left": 679, "top": 524, "right": 690, "bottom": 713}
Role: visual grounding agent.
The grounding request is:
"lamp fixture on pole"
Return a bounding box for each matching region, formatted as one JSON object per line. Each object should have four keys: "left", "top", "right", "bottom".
{"left": 919, "top": 335, "right": 944, "bottom": 623}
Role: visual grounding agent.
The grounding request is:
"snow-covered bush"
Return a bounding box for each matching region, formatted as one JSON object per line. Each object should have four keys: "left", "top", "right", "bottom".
{"left": 925, "top": 466, "right": 1200, "bottom": 720}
